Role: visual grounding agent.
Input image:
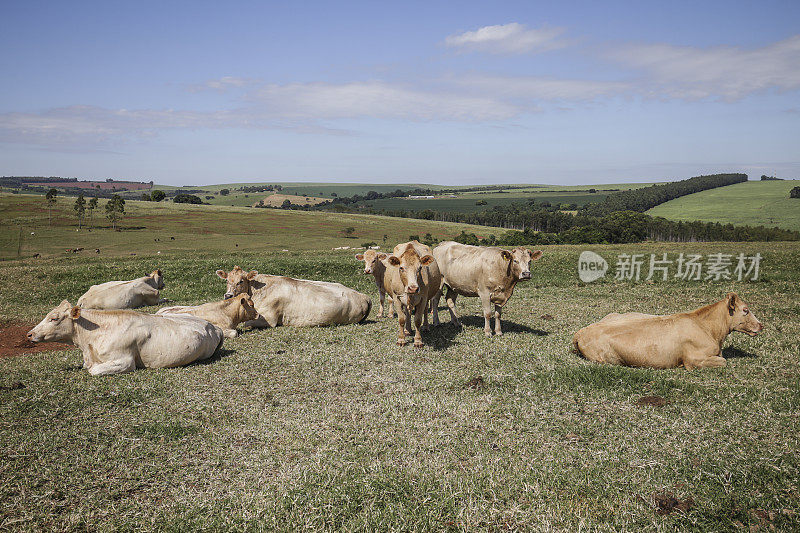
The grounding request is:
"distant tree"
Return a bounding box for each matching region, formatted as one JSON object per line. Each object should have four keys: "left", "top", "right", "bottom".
{"left": 173, "top": 194, "right": 203, "bottom": 204}
{"left": 791, "top": 186, "right": 800, "bottom": 199}
{"left": 343, "top": 226, "right": 355, "bottom": 237}
{"left": 409, "top": 234, "right": 420, "bottom": 242}
{"left": 141, "top": 192, "right": 152, "bottom": 201}
{"left": 281, "top": 199, "right": 292, "bottom": 209}
{"left": 45, "top": 188, "right": 58, "bottom": 225}
{"left": 361, "top": 241, "right": 377, "bottom": 248}
{"left": 73, "top": 194, "right": 86, "bottom": 229}
{"left": 588, "top": 188, "right": 597, "bottom": 193}
{"left": 475, "top": 200, "right": 488, "bottom": 206}
{"left": 105, "top": 194, "right": 125, "bottom": 230}
{"left": 219, "top": 188, "right": 230, "bottom": 196}
{"left": 150, "top": 189, "right": 166, "bottom": 202}
{"left": 87, "top": 197, "right": 98, "bottom": 228}
{"left": 331, "top": 192, "right": 337, "bottom": 197}
{"left": 383, "top": 234, "right": 388, "bottom": 244}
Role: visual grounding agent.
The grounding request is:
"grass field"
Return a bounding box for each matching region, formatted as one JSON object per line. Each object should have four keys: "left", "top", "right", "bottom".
{"left": 0, "top": 240, "right": 798, "bottom": 531}
{"left": 648, "top": 180, "right": 800, "bottom": 231}
{"left": 0, "top": 194, "right": 504, "bottom": 260}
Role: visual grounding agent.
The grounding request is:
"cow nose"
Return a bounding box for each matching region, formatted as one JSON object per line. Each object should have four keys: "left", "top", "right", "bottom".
{"left": 521, "top": 271, "right": 531, "bottom": 279}
{"left": 364, "top": 268, "right": 371, "bottom": 274}
{"left": 26, "top": 331, "right": 34, "bottom": 340}
{"left": 757, "top": 322, "right": 764, "bottom": 331}
{"left": 407, "top": 285, "right": 418, "bottom": 294}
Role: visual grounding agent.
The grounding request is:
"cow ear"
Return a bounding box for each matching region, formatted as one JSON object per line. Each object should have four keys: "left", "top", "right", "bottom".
{"left": 501, "top": 250, "right": 512, "bottom": 261}
{"left": 216, "top": 270, "right": 228, "bottom": 279}
{"left": 247, "top": 270, "right": 258, "bottom": 280}
{"left": 727, "top": 292, "right": 738, "bottom": 316}
{"left": 420, "top": 255, "right": 434, "bottom": 266}
{"left": 70, "top": 306, "right": 81, "bottom": 320}
{"left": 377, "top": 253, "right": 387, "bottom": 260}
{"left": 355, "top": 254, "right": 364, "bottom": 261}
{"left": 388, "top": 255, "right": 401, "bottom": 266}
{"left": 155, "top": 269, "right": 162, "bottom": 276}
{"left": 530, "top": 250, "right": 543, "bottom": 261}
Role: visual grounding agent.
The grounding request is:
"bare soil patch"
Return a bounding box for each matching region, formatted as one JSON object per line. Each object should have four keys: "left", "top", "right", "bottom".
{"left": 256, "top": 193, "right": 329, "bottom": 207}
{"left": 0, "top": 323, "right": 70, "bottom": 358}
{"left": 637, "top": 395, "right": 669, "bottom": 407}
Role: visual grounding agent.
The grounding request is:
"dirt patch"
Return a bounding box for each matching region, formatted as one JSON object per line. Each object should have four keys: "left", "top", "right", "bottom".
{"left": 540, "top": 314, "right": 554, "bottom": 320}
{"left": 0, "top": 323, "right": 71, "bottom": 358}
{"left": 256, "top": 193, "right": 329, "bottom": 208}
{"left": 653, "top": 492, "right": 694, "bottom": 515}
{"left": 637, "top": 395, "right": 669, "bottom": 407}
{"left": 463, "top": 376, "right": 486, "bottom": 390}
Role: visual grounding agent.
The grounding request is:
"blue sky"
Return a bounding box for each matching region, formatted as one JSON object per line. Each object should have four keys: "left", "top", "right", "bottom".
{"left": 1, "top": 0, "right": 799, "bottom": 185}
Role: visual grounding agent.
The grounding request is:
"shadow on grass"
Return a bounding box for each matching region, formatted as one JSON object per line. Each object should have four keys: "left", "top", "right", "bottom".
{"left": 722, "top": 346, "right": 759, "bottom": 359}
{"left": 459, "top": 315, "right": 549, "bottom": 336}
{"left": 190, "top": 348, "right": 237, "bottom": 367}
{"left": 420, "top": 321, "right": 462, "bottom": 351}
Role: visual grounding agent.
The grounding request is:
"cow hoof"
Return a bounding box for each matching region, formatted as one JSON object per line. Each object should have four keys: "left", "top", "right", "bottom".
{"left": 484, "top": 331, "right": 493, "bottom": 338}
{"left": 396, "top": 339, "right": 407, "bottom": 346}
{"left": 414, "top": 341, "right": 424, "bottom": 348}
{"left": 495, "top": 332, "right": 503, "bottom": 337}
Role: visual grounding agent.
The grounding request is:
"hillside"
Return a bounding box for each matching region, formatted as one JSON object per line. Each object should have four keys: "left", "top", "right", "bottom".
{"left": 647, "top": 180, "right": 800, "bottom": 231}
{"left": 0, "top": 193, "right": 504, "bottom": 260}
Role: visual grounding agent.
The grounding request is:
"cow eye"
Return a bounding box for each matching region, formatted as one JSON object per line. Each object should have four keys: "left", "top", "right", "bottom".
{"left": 399, "top": 267, "right": 404, "bottom": 272}
{"left": 49, "top": 317, "right": 58, "bottom": 322}
{"left": 743, "top": 309, "right": 749, "bottom": 315}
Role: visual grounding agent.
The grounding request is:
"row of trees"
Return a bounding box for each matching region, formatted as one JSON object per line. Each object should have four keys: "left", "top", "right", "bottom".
{"left": 44, "top": 189, "right": 126, "bottom": 230}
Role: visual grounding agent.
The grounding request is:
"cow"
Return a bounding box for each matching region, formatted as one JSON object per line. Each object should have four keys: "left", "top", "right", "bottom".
{"left": 156, "top": 294, "right": 258, "bottom": 338}
{"left": 215, "top": 266, "right": 371, "bottom": 327}
{"left": 382, "top": 241, "right": 443, "bottom": 347}
{"left": 77, "top": 269, "right": 165, "bottom": 310}
{"left": 433, "top": 242, "right": 543, "bottom": 337}
{"left": 27, "top": 300, "right": 223, "bottom": 376}
{"left": 572, "top": 293, "right": 763, "bottom": 370}
{"left": 355, "top": 249, "right": 394, "bottom": 318}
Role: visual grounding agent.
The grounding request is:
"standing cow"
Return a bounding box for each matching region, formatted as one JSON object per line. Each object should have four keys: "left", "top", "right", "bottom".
{"left": 433, "top": 242, "right": 542, "bottom": 337}
{"left": 27, "top": 300, "right": 223, "bottom": 376}
{"left": 355, "top": 249, "right": 394, "bottom": 318}
{"left": 383, "top": 241, "right": 443, "bottom": 347}
{"left": 77, "top": 269, "right": 165, "bottom": 309}
{"left": 215, "top": 266, "right": 371, "bottom": 327}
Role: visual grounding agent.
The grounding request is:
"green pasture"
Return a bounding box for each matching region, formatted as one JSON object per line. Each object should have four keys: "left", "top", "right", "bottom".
{"left": 0, "top": 193, "right": 504, "bottom": 260}
{"left": 648, "top": 180, "right": 800, "bottom": 232}
{"left": 0, "top": 240, "right": 798, "bottom": 531}
{"left": 355, "top": 191, "right": 611, "bottom": 213}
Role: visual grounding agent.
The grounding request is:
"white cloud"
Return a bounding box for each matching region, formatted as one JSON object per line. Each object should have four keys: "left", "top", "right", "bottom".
{"left": 608, "top": 35, "right": 800, "bottom": 100}
{"left": 451, "top": 75, "right": 630, "bottom": 101}
{"left": 445, "top": 23, "right": 567, "bottom": 54}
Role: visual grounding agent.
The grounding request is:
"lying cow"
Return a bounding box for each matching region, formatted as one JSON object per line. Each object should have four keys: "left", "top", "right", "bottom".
{"left": 383, "top": 241, "right": 443, "bottom": 347}
{"left": 572, "top": 293, "right": 763, "bottom": 369}
{"left": 433, "top": 242, "right": 542, "bottom": 337}
{"left": 156, "top": 294, "right": 257, "bottom": 338}
{"left": 27, "top": 300, "right": 223, "bottom": 376}
{"left": 77, "top": 269, "right": 165, "bottom": 309}
{"left": 355, "top": 249, "right": 394, "bottom": 318}
{"left": 215, "top": 266, "right": 371, "bottom": 327}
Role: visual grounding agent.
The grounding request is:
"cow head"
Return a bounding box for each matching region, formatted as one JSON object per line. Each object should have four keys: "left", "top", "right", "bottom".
{"left": 500, "top": 248, "right": 543, "bottom": 280}
{"left": 387, "top": 246, "right": 434, "bottom": 295}
{"left": 726, "top": 292, "right": 763, "bottom": 336}
{"left": 149, "top": 269, "right": 165, "bottom": 289}
{"left": 355, "top": 249, "right": 382, "bottom": 275}
{"left": 27, "top": 300, "right": 80, "bottom": 343}
{"left": 216, "top": 266, "right": 258, "bottom": 299}
{"left": 234, "top": 294, "right": 258, "bottom": 323}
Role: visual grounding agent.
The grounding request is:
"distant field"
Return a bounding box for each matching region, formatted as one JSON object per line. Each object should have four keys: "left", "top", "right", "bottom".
{"left": 357, "top": 191, "right": 610, "bottom": 213}
{"left": 0, "top": 193, "right": 504, "bottom": 260}
{"left": 648, "top": 180, "right": 800, "bottom": 231}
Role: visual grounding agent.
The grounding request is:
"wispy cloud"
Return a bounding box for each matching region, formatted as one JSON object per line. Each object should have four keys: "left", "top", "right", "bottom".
{"left": 444, "top": 23, "right": 568, "bottom": 54}
{"left": 608, "top": 35, "right": 800, "bottom": 100}
{"left": 450, "top": 75, "right": 630, "bottom": 101}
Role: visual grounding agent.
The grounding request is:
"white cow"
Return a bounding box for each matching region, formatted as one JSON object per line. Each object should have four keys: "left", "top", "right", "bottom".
{"left": 156, "top": 294, "right": 257, "bottom": 338}
{"left": 77, "top": 269, "right": 165, "bottom": 309}
{"left": 27, "top": 300, "right": 223, "bottom": 376}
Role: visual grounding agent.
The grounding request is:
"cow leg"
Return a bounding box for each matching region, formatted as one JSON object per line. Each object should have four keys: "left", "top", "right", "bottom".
{"left": 494, "top": 304, "right": 503, "bottom": 336}
{"left": 88, "top": 355, "right": 136, "bottom": 376}
{"left": 395, "top": 299, "right": 407, "bottom": 346}
{"left": 445, "top": 287, "right": 460, "bottom": 326}
{"left": 387, "top": 294, "right": 395, "bottom": 318}
{"left": 413, "top": 304, "right": 425, "bottom": 348}
{"left": 222, "top": 328, "right": 239, "bottom": 338}
{"left": 479, "top": 292, "right": 494, "bottom": 337}
{"left": 684, "top": 353, "right": 727, "bottom": 370}
{"left": 421, "top": 302, "right": 430, "bottom": 332}
{"left": 377, "top": 289, "right": 386, "bottom": 318}
{"left": 430, "top": 290, "right": 441, "bottom": 327}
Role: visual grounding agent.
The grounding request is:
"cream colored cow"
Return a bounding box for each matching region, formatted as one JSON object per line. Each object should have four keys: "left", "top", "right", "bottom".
{"left": 77, "top": 269, "right": 165, "bottom": 309}
{"left": 27, "top": 300, "right": 223, "bottom": 376}
{"left": 156, "top": 294, "right": 257, "bottom": 338}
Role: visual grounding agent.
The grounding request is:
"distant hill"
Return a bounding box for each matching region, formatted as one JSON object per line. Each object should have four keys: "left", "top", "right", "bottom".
{"left": 647, "top": 180, "right": 800, "bottom": 231}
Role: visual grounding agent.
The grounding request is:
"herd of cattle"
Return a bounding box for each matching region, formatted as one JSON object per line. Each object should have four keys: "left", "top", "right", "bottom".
{"left": 26, "top": 240, "right": 763, "bottom": 376}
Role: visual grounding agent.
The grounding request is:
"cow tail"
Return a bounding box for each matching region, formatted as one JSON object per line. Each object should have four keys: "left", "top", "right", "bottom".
{"left": 360, "top": 299, "right": 372, "bottom": 323}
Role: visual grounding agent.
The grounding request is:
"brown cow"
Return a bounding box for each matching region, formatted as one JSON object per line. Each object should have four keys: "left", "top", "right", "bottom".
{"left": 573, "top": 293, "right": 763, "bottom": 369}
{"left": 433, "top": 242, "right": 542, "bottom": 337}
{"left": 383, "top": 241, "right": 443, "bottom": 347}
{"left": 355, "top": 249, "right": 394, "bottom": 318}
{"left": 215, "top": 266, "right": 371, "bottom": 327}
{"left": 156, "top": 294, "right": 258, "bottom": 338}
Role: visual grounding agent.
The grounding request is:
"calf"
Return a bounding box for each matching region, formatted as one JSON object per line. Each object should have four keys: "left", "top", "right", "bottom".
{"left": 433, "top": 242, "right": 542, "bottom": 336}
{"left": 27, "top": 300, "right": 223, "bottom": 376}
{"left": 77, "top": 269, "right": 165, "bottom": 309}
{"left": 156, "top": 294, "right": 257, "bottom": 338}
{"left": 383, "top": 241, "right": 443, "bottom": 347}
{"left": 573, "top": 293, "right": 763, "bottom": 369}
{"left": 355, "top": 249, "right": 394, "bottom": 318}
{"left": 215, "top": 266, "right": 371, "bottom": 327}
